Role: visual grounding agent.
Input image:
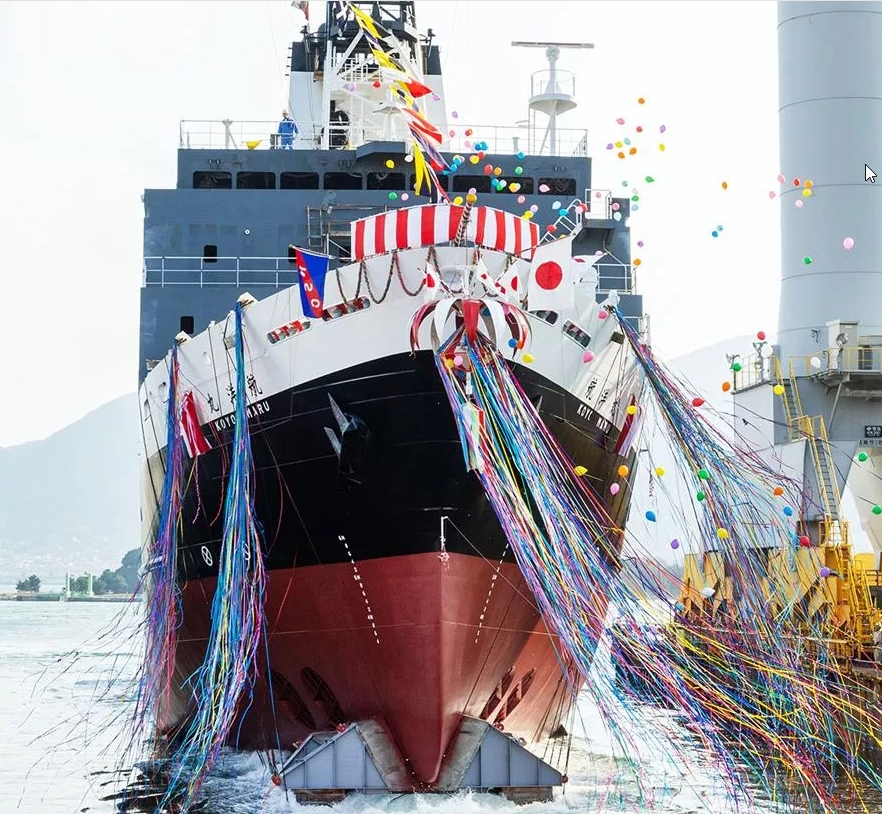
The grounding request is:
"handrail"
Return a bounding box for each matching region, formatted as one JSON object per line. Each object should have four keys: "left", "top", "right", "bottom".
{"left": 178, "top": 118, "right": 590, "bottom": 158}
{"left": 787, "top": 347, "right": 882, "bottom": 377}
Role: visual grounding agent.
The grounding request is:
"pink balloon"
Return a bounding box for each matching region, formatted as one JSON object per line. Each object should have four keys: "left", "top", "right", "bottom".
{"left": 610, "top": 482, "right": 620, "bottom": 495}
{"left": 539, "top": 183, "right": 550, "bottom": 193}
{"left": 598, "top": 309, "right": 609, "bottom": 320}
{"left": 768, "top": 191, "right": 776, "bottom": 199}
{"left": 517, "top": 195, "right": 525, "bottom": 203}
{"left": 843, "top": 236, "right": 855, "bottom": 250}
{"left": 582, "top": 350, "right": 595, "bottom": 363}
{"left": 794, "top": 199, "right": 803, "bottom": 208}
{"left": 777, "top": 173, "right": 785, "bottom": 183}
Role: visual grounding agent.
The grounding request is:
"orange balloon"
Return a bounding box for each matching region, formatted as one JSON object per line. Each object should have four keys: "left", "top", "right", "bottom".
{"left": 618, "top": 464, "right": 629, "bottom": 478}
{"left": 721, "top": 181, "right": 728, "bottom": 190}
{"left": 773, "top": 486, "right": 784, "bottom": 497}
{"left": 633, "top": 258, "right": 642, "bottom": 266}
{"left": 629, "top": 147, "right": 637, "bottom": 155}
{"left": 721, "top": 381, "right": 731, "bottom": 392}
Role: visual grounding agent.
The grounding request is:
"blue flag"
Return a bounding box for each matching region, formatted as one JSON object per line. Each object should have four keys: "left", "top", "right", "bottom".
{"left": 294, "top": 248, "right": 330, "bottom": 318}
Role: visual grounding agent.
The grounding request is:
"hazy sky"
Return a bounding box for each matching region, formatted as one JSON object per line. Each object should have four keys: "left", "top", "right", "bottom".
{"left": 0, "top": 1, "right": 779, "bottom": 446}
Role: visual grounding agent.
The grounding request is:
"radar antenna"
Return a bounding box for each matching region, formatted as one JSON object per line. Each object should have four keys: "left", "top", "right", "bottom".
{"left": 512, "top": 41, "right": 593, "bottom": 156}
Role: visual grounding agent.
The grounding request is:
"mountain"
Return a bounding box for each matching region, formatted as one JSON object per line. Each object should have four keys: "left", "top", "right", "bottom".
{"left": 0, "top": 335, "right": 754, "bottom": 588}
{"left": 0, "top": 394, "right": 140, "bottom": 587}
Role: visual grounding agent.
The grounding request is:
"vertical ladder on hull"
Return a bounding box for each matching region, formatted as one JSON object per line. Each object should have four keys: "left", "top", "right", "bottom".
{"left": 306, "top": 205, "right": 380, "bottom": 258}
{"left": 798, "top": 415, "right": 841, "bottom": 521}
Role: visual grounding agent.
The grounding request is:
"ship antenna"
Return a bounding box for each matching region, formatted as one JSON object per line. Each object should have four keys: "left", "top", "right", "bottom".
{"left": 512, "top": 41, "right": 593, "bottom": 155}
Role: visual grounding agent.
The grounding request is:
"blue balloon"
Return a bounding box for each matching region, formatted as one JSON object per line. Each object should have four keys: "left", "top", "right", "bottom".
{"left": 645, "top": 510, "right": 657, "bottom": 522}
{"left": 516, "top": 150, "right": 525, "bottom": 160}
{"left": 558, "top": 208, "right": 568, "bottom": 216}
{"left": 783, "top": 506, "right": 794, "bottom": 516}
{"left": 508, "top": 338, "right": 517, "bottom": 348}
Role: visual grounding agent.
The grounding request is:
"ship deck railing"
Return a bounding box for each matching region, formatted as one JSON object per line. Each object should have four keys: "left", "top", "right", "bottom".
{"left": 143, "top": 255, "right": 636, "bottom": 295}
{"left": 179, "top": 119, "right": 589, "bottom": 158}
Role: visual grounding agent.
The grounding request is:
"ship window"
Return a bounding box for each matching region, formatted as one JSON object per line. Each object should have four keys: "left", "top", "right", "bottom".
{"left": 193, "top": 171, "right": 232, "bottom": 189}
{"left": 288, "top": 245, "right": 297, "bottom": 264}
{"left": 496, "top": 177, "right": 534, "bottom": 195}
{"left": 237, "top": 171, "right": 276, "bottom": 190}
{"left": 281, "top": 171, "right": 320, "bottom": 190}
{"left": 563, "top": 320, "right": 591, "bottom": 348}
{"left": 452, "top": 175, "right": 491, "bottom": 193}
{"left": 529, "top": 309, "right": 559, "bottom": 326}
{"left": 203, "top": 245, "right": 218, "bottom": 264}
{"left": 538, "top": 177, "right": 576, "bottom": 196}
{"left": 324, "top": 172, "right": 362, "bottom": 190}
{"left": 367, "top": 171, "right": 405, "bottom": 191}
{"left": 179, "top": 315, "right": 195, "bottom": 335}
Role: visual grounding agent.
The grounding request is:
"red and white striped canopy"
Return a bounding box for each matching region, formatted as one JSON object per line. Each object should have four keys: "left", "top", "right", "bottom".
{"left": 351, "top": 204, "right": 540, "bottom": 261}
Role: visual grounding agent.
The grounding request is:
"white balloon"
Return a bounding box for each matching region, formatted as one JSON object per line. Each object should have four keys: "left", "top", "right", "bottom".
{"left": 760, "top": 343, "right": 774, "bottom": 359}
{"left": 810, "top": 355, "right": 821, "bottom": 369}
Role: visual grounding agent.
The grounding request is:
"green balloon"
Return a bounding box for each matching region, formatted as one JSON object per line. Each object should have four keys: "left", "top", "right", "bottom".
{"left": 644, "top": 175, "right": 655, "bottom": 183}
{"left": 698, "top": 468, "right": 710, "bottom": 480}
{"left": 631, "top": 195, "right": 639, "bottom": 202}
{"left": 873, "top": 505, "right": 882, "bottom": 516}
{"left": 732, "top": 362, "right": 742, "bottom": 372}
{"left": 803, "top": 256, "right": 812, "bottom": 265}
{"left": 697, "top": 490, "right": 706, "bottom": 501}
{"left": 858, "top": 451, "right": 869, "bottom": 462}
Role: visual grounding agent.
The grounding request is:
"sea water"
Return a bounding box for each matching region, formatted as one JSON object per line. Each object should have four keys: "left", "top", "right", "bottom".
{"left": 0, "top": 602, "right": 780, "bottom": 814}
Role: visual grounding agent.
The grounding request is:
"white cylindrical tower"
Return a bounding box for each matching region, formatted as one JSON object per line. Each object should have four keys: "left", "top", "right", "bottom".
{"left": 777, "top": 2, "right": 882, "bottom": 361}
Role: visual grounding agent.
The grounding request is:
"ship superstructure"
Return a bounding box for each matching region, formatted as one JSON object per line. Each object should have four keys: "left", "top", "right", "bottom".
{"left": 138, "top": 1, "right": 645, "bottom": 800}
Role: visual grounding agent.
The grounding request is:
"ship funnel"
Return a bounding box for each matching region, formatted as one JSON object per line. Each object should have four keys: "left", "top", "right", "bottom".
{"left": 513, "top": 41, "right": 593, "bottom": 155}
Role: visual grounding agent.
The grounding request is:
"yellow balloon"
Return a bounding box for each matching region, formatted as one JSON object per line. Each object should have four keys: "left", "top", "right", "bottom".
{"left": 717, "top": 528, "right": 729, "bottom": 539}
{"left": 385, "top": 159, "right": 395, "bottom": 169}
{"left": 493, "top": 167, "right": 502, "bottom": 176}
{"left": 453, "top": 196, "right": 464, "bottom": 205}
{"left": 773, "top": 384, "right": 784, "bottom": 395}
{"left": 614, "top": 141, "right": 623, "bottom": 148}
{"left": 626, "top": 405, "right": 638, "bottom": 416}
{"left": 618, "top": 464, "right": 629, "bottom": 478}
{"left": 522, "top": 353, "right": 535, "bottom": 364}
{"left": 469, "top": 155, "right": 480, "bottom": 164}
{"left": 802, "top": 188, "right": 812, "bottom": 197}
{"left": 574, "top": 465, "right": 588, "bottom": 476}
{"left": 655, "top": 466, "right": 665, "bottom": 477}
{"left": 466, "top": 193, "right": 477, "bottom": 204}
{"left": 658, "top": 143, "right": 666, "bottom": 152}
{"left": 523, "top": 211, "right": 533, "bottom": 219}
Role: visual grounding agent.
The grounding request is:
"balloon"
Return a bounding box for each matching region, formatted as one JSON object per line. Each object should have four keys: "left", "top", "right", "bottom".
{"left": 582, "top": 350, "right": 595, "bottom": 363}
{"left": 692, "top": 397, "right": 705, "bottom": 407}
{"left": 618, "top": 152, "right": 625, "bottom": 159}
{"left": 385, "top": 159, "right": 395, "bottom": 169}
{"left": 552, "top": 200, "right": 561, "bottom": 208}
{"left": 820, "top": 567, "right": 832, "bottom": 578}
{"left": 773, "top": 486, "right": 784, "bottom": 496}
{"left": 805, "top": 179, "right": 813, "bottom": 188}
{"left": 858, "top": 451, "right": 869, "bottom": 462}
{"left": 783, "top": 506, "right": 794, "bottom": 516}
{"left": 629, "top": 147, "right": 637, "bottom": 155}
{"left": 717, "top": 528, "right": 729, "bottom": 539}
{"left": 799, "top": 535, "right": 811, "bottom": 547}
{"left": 670, "top": 539, "right": 680, "bottom": 550}
{"left": 616, "top": 117, "right": 625, "bottom": 125}
{"left": 697, "top": 468, "right": 710, "bottom": 480}
{"left": 795, "top": 200, "right": 804, "bottom": 208}
{"left": 388, "top": 192, "right": 398, "bottom": 200}
{"left": 404, "top": 154, "right": 414, "bottom": 163}
{"left": 612, "top": 203, "right": 621, "bottom": 211}
{"left": 606, "top": 143, "right": 614, "bottom": 150}
{"left": 469, "top": 155, "right": 480, "bottom": 164}
{"left": 558, "top": 208, "right": 568, "bottom": 216}
{"left": 761, "top": 343, "right": 774, "bottom": 358}
{"left": 465, "top": 193, "right": 476, "bottom": 204}
{"left": 773, "top": 384, "right": 785, "bottom": 395}
{"left": 539, "top": 184, "right": 550, "bottom": 193}
{"left": 508, "top": 338, "right": 517, "bottom": 348}
{"left": 574, "top": 465, "right": 588, "bottom": 476}
{"left": 598, "top": 309, "right": 609, "bottom": 320}
{"left": 626, "top": 405, "right": 638, "bottom": 416}
{"left": 874, "top": 505, "right": 882, "bottom": 515}
{"left": 732, "top": 362, "right": 742, "bottom": 372}
{"left": 843, "top": 237, "right": 855, "bottom": 250}
{"left": 401, "top": 193, "right": 409, "bottom": 201}
{"left": 712, "top": 230, "right": 719, "bottom": 238}
{"left": 610, "top": 482, "right": 620, "bottom": 495}
{"left": 645, "top": 510, "right": 657, "bottom": 522}
{"left": 696, "top": 490, "right": 706, "bottom": 501}
{"left": 613, "top": 212, "right": 622, "bottom": 221}
{"left": 451, "top": 110, "right": 458, "bottom": 118}
{"left": 722, "top": 381, "right": 731, "bottom": 392}
{"left": 530, "top": 204, "right": 538, "bottom": 213}
{"left": 453, "top": 196, "right": 464, "bottom": 205}
{"left": 453, "top": 355, "right": 463, "bottom": 366}
{"left": 514, "top": 166, "right": 523, "bottom": 175}
{"left": 636, "top": 126, "right": 643, "bottom": 133}
{"left": 618, "top": 465, "right": 629, "bottom": 477}
{"left": 757, "top": 330, "right": 766, "bottom": 341}
{"left": 802, "top": 189, "right": 811, "bottom": 197}
{"left": 638, "top": 97, "right": 645, "bottom": 104}
{"left": 721, "top": 181, "right": 728, "bottom": 190}
{"left": 517, "top": 195, "right": 525, "bottom": 204}
{"left": 510, "top": 183, "right": 521, "bottom": 192}
{"left": 777, "top": 173, "right": 785, "bottom": 183}
{"left": 522, "top": 211, "right": 533, "bottom": 219}
{"left": 633, "top": 259, "right": 642, "bottom": 266}
{"left": 637, "top": 240, "right": 644, "bottom": 247}
{"left": 655, "top": 466, "right": 665, "bottom": 476}
{"left": 793, "top": 178, "right": 801, "bottom": 186}
{"left": 659, "top": 124, "right": 666, "bottom": 133}
{"left": 768, "top": 191, "right": 776, "bottom": 199}
{"left": 516, "top": 151, "right": 525, "bottom": 160}
{"left": 645, "top": 176, "right": 655, "bottom": 183}
{"left": 803, "top": 256, "right": 812, "bottom": 265}
{"left": 810, "top": 356, "right": 821, "bottom": 369}
{"left": 658, "top": 143, "right": 665, "bottom": 151}
{"left": 493, "top": 167, "right": 502, "bottom": 176}
{"left": 522, "top": 353, "right": 535, "bottom": 363}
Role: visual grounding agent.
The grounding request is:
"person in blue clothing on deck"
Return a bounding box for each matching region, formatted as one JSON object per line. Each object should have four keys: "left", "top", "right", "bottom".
{"left": 277, "top": 110, "right": 298, "bottom": 149}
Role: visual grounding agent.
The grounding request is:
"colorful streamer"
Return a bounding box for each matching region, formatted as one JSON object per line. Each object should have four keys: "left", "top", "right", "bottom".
{"left": 435, "top": 313, "right": 882, "bottom": 814}
{"left": 157, "top": 302, "right": 268, "bottom": 812}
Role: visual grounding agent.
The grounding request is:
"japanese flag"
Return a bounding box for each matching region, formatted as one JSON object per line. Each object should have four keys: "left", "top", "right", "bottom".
{"left": 424, "top": 267, "right": 442, "bottom": 302}
{"left": 527, "top": 234, "right": 575, "bottom": 312}
{"left": 494, "top": 263, "right": 522, "bottom": 303}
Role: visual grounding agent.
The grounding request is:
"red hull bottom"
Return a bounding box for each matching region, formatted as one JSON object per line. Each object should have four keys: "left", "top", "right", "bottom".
{"left": 166, "top": 552, "right": 594, "bottom": 786}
